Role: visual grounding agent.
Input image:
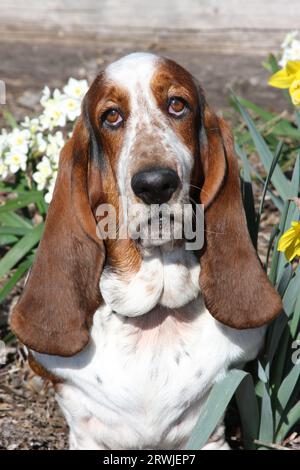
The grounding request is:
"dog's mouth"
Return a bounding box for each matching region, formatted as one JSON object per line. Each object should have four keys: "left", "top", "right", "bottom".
{"left": 129, "top": 204, "right": 191, "bottom": 248}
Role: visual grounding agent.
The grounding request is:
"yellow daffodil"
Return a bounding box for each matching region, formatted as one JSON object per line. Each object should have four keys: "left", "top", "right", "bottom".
{"left": 278, "top": 221, "right": 300, "bottom": 261}
{"left": 268, "top": 60, "right": 300, "bottom": 106}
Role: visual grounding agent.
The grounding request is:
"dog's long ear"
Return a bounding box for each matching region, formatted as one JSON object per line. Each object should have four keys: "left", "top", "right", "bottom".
{"left": 11, "top": 115, "right": 105, "bottom": 356}
{"left": 199, "top": 106, "right": 282, "bottom": 329}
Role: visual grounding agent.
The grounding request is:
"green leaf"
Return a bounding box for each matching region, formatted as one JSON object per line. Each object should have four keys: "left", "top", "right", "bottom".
{"left": 269, "top": 201, "right": 289, "bottom": 285}
{"left": 277, "top": 264, "right": 293, "bottom": 297}
{"left": 264, "top": 224, "right": 280, "bottom": 272}
{"left": 232, "top": 95, "right": 291, "bottom": 200}
{"left": 253, "top": 169, "right": 284, "bottom": 212}
{"left": 185, "top": 370, "right": 256, "bottom": 450}
{"left": 0, "top": 211, "right": 32, "bottom": 229}
{"left": 259, "top": 382, "right": 274, "bottom": 444}
{"left": 0, "top": 223, "right": 43, "bottom": 280}
{"left": 276, "top": 401, "right": 300, "bottom": 443}
{"left": 2, "top": 109, "right": 18, "bottom": 129}
{"left": 234, "top": 96, "right": 300, "bottom": 139}
{"left": 282, "top": 265, "right": 300, "bottom": 316}
{"left": 268, "top": 54, "right": 280, "bottom": 73}
{"left": 275, "top": 362, "right": 300, "bottom": 431}
{"left": 289, "top": 294, "right": 300, "bottom": 338}
{"left": 235, "top": 375, "right": 260, "bottom": 450}
{"left": 265, "top": 313, "right": 288, "bottom": 366}
{"left": 0, "top": 257, "right": 33, "bottom": 303}
{"left": 0, "top": 191, "right": 45, "bottom": 214}
{"left": 256, "top": 141, "right": 283, "bottom": 231}
{"left": 272, "top": 326, "right": 291, "bottom": 396}
{"left": 0, "top": 226, "right": 31, "bottom": 236}
{"left": 295, "top": 109, "right": 300, "bottom": 132}
{"left": 290, "top": 153, "right": 300, "bottom": 196}
{"left": 0, "top": 234, "right": 18, "bottom": 245}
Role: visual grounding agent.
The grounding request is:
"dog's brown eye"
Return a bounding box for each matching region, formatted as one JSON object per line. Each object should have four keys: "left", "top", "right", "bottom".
{"left": 102, "top": 109, "right": 123, "bottom": 128}
{"left": 168, "top": 97, "right": 187, "bottom": 117}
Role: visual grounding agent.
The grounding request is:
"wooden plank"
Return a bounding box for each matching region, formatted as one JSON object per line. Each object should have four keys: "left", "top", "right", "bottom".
{"left": 0, "top": 0, "right": 299, "bottom": 31}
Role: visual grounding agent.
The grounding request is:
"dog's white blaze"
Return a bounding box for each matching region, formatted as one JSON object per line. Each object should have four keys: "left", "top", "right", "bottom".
{"left": 107, "top": 53, "right": 158, "bottom": 205}
{"left": 107, "top": 52, "right": 193, "bottom": 218}
{"left": 104, "top": 53, "right": 197, "bottom": 316}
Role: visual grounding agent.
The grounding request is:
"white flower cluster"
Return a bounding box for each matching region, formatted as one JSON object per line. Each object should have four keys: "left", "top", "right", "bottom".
{"left": 0, "top": 78, "right": 88, "bottom": 203}
{"left": 279, "top": 31, "right": 300, "bottom": 67}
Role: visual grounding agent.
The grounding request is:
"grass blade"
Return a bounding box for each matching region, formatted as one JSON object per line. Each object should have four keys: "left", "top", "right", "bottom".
{"left": 259, "top": 382, "right": 274, "bottom": 444}
{"left": 0, "top": 211, "right": 32, "bottom": 229}
{"left": 0, "top": 257, "right": 33, "bottom": 303}
{"left": 275, "top": 362, "right": 300, "bottom": 430}
{"left": 0, "top": 191, "right": 45, "bottom": 214}
{"left": 0, "top": 223, "right": 43, "bottom": 280}
{"left": 185, "top": 370, "right": 254, "bottom": 450}
{"left": 232, "top": 95, "right": 291, "bottom": 199}
{"left": 276, "top": 401, "right": 300, "bottom": 443}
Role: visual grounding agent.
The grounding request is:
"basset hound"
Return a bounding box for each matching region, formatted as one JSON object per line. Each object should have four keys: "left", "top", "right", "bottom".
{"left": 11, "top": 53, "right": 282, "bottom": 450}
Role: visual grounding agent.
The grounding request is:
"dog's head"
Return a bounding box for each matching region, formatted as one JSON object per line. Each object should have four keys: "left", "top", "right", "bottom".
{"left": 11, "top": 53, "right": 282, "bottom": 357}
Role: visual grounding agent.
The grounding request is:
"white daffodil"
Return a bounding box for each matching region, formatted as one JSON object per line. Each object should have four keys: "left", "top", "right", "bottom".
{"left": 5, "top": 149, "right": 27, "bottom": 173}
{"left": 63, "top": 78, "right": 88, "bottom": 100}
{"left": 32, "top": 171, "right": 48, "bottom": 191}
{"left": 281, "top": 31, "right": 299, "bottom": 49}
{"left": 40, "top": 88, "right": 67, "bottom": 130}
{"left": 279, "top": 31, "right": 300, "bottom": 67}
{"left": 32, "top": 156, "right": 53, "bottom": 190}
{"left": 40, "top": 86, "right": 51, "bottom": 107}
{"left": 44, "top": 171, "right": 57, "bottom": 203}
{"left": 62, "top": 97, "right": 81, "bottom": 121}
{"left": 36, "top": 156, "right": 52, "bottom": 178}
{"left": 0, "top": 158, "right": 8, "bottom": 179}
{"left": 46, "top": 131, "right": 64, "bottom": 165}
{"left": 7, "top": 128, "right": 30, "bottom": 154}
{"left": 22, "top": 116, "right": 41, "bottom": 134}
{"left": 0, "top": 132, "right": 8, "bottom": 156}
{"left": 35, "top": 132, "right": 47, "bottom": 154}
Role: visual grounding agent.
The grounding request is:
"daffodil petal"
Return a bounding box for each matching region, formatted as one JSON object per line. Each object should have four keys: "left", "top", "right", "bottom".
{"left": 268, "top": 69, "right": 294, "bottom": 89}
{"left": 284, "top": 241, "right": 299, "bottom": 261}
{"left": 291, "top": 221, "right": 300, "bottom": 228}
{"left": 286, "top": 60, "right": 300, "bottom": 75}
{"left": 278, "top": 228, "right": 298, "bottom": 251}
{"left": 290, "top": 86, "right": 300, "bottom": 106}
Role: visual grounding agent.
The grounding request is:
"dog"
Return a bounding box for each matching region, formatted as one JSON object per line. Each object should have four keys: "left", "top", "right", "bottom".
{"left": 11, "top": 53, "right": 281, "bottom": 450}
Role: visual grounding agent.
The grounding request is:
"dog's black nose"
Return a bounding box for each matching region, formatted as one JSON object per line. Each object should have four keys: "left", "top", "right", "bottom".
{"left": 131, "top": 167, "right": 179, "bottom": 205}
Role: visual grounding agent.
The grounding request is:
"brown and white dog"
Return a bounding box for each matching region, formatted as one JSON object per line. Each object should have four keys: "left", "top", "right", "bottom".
{"left": 11, "top": 53, "right": 281, "bottom": 450}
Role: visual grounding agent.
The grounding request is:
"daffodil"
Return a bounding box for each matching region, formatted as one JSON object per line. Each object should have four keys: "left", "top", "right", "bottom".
{"left": 268, "top": 60, "right": 300, "bottom": 106}
{"left": 278, "top": 221, "right": 300, "bottom": 261}
{"left": 5, "top": 149, "right": 27, "bottom": 173}
{"left": 46, "top": 131, "right": 64, "bottom": 164}
{"left": 44, "top": 172, "right": 57, "bottom": 204}
{"left": 32, "top": 156, "right": 53, "bottom": 190}
{"left": 279, "top": 31, "right": 300, "bottom": 67}
{"left": 0, "top": 158, "right": 8, "bottom": 179}
{"left": 62, "top": 97, "right": 81, "bottom": 121}
{"left": 7, "top": 128, "right": 30, "bottom": 154}
{"left": 63, "top": 78, "right": 88, "bottom": 100}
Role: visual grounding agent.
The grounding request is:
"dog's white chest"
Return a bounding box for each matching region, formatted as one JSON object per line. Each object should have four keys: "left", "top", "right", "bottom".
{"left": 34, "top": 295, "right": 264, "bottom": 450}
